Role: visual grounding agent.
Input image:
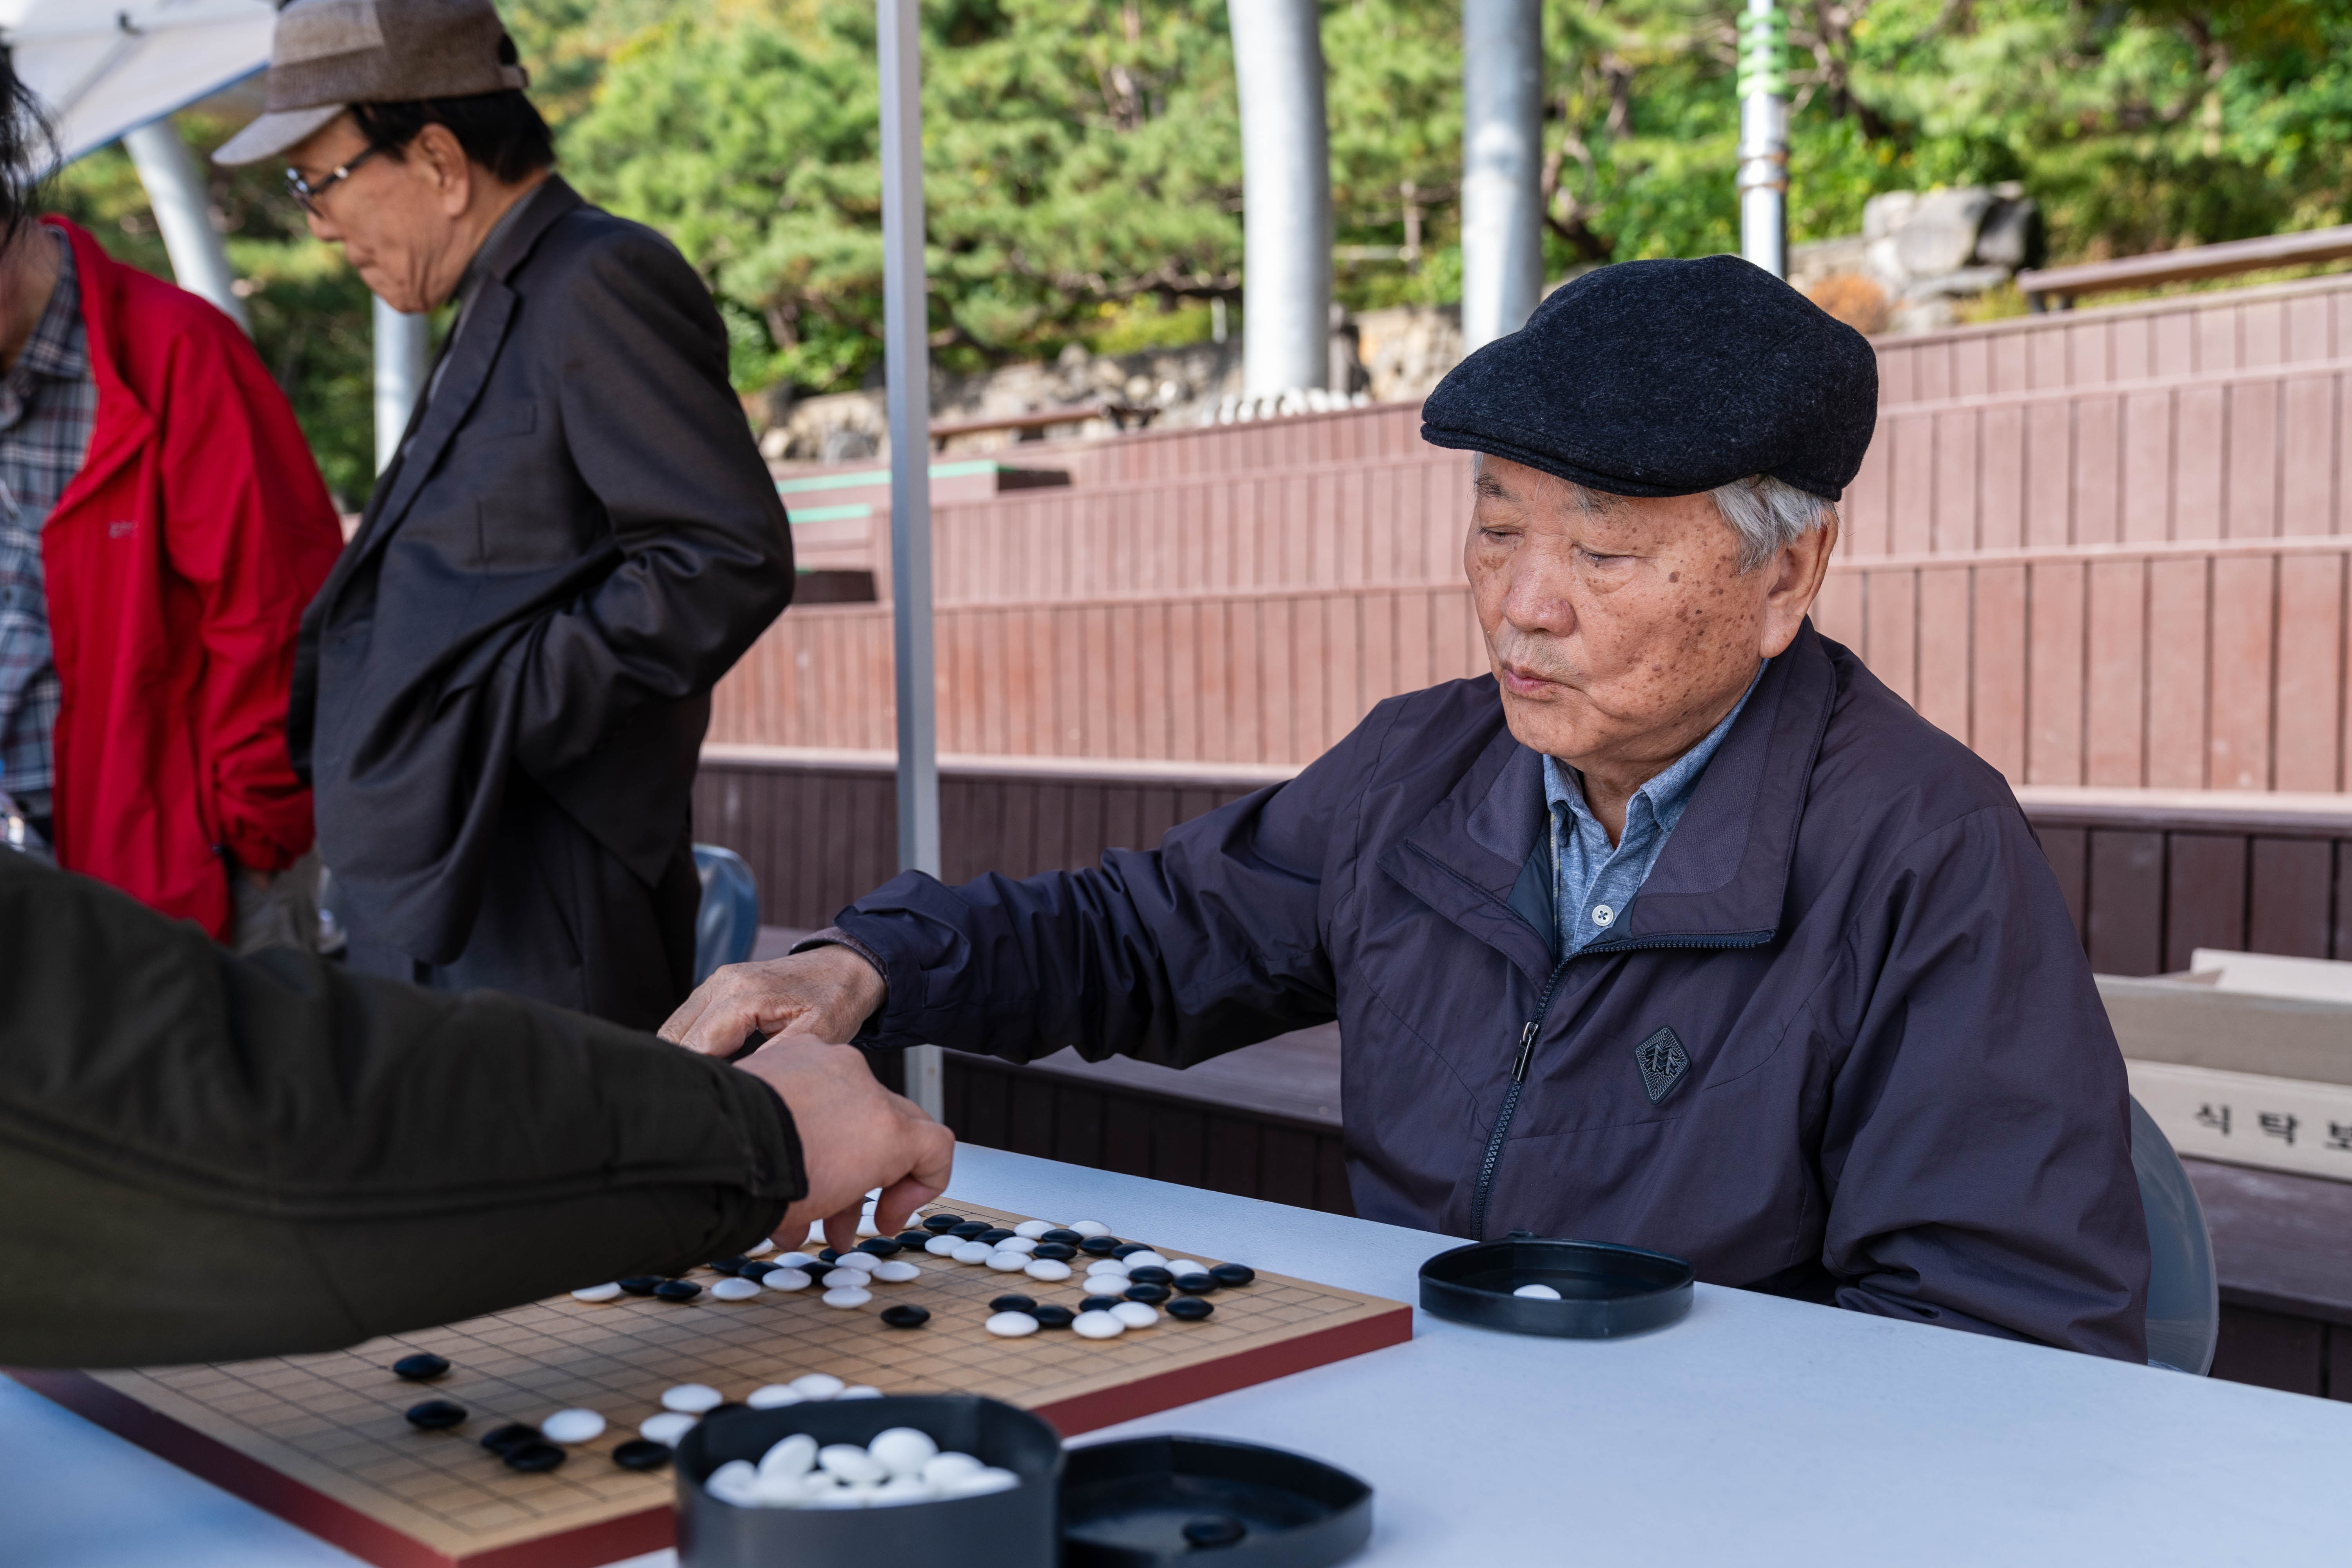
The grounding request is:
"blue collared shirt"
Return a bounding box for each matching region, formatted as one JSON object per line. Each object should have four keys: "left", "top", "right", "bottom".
{"left": 1543, "top": 662, "right": 1764, "bottom": 956}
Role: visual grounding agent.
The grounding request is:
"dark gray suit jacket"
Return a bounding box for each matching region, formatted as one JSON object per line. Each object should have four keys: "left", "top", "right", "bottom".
{"left": 291, "top": 177, "right": 793, "bottom": 963}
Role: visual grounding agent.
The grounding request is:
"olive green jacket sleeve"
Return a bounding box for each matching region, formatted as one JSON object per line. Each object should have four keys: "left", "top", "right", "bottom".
{"left": 0, "top": 853, "right": 804, "bottom": 1368}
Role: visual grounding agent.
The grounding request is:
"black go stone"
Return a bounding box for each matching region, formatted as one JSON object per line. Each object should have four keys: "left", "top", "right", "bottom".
{"left": 857, "top": 1237, "right": 902, "bottom": 1257}
{"left": 1080, "top": 1294, "right": 1123, "bottom": 1313}
{"left": 479, "top": 1423, "right": 540, "bottom": 1456}
{"left": 923, "top": 1213, "right": 966, "bottom": 1232}
{"left": 976, "top": 1229, "right": 1016, "bottom": 1245}
{"left": 895, "top": 1230, "right": 933, "bottom": 1247}
{"left": 617, "top": 1277, "right": 664, "bottom": 1297}
{"left": 989, "top": 1294, "right": 1038, "bottom": 1314}
{"left": 1123, "top": 1283, "right": 1171, "bottom": 1305}
{"left": 707, "top": 1256, "right": 748, "bottom": 1277}
{"left": 391, "top": 1353, "right": 449, "bottom": 1382}
{"left": 503, "top": 1441, "right": 567, "bottom": 1474}
{"left": 1167, "top": 1296, "right": 1215, "bottom": 1322}
{"left": 1209, "top": 1264, "right": 1257, "bottom": 1287}
{"left": 1032, "top": 1304, "right": 1076, "bottom": 1329}
{"left": 738, "top": 1261, "right": 776, "bottom": 1282}
{"left": 1039, "top": 1229, "right": 1083, "bottom": 1245}
{"left": 1183, "top": 1515, "right": 1248, "bottom": 1548}
{"left": 1126, "top": 1265, "right": 1174, "bottom": 1286}
{"left": 879, "top": 1304, "right": 931, "bottom": 1329}
{"left": 612, "top": 1439, "right": 672, "bottom": 1472}
{"left": 1173, "top": 1272, "right": 1220, "bottom": 1294}
{"left": 949, "top": 1221, "right": 992, "bottom": 1240}
{"left": 404, "top": 1399, "right": 467, "bottom": 1430}
{"left": 653, "top": 1280, "right": 702, "bottom": 1302}
{"left": 1079, "top": 1236, "right": 1123, "bottom": 1256}
{"left": 1031, "top": 1242, "right": 1077, "bottom": 1262}
{"left": 817, "top": 1248, "right": 841, "bottom": 1263}
{"left": 1111, "top": 1243, "right": 1151, "bottom": 1259}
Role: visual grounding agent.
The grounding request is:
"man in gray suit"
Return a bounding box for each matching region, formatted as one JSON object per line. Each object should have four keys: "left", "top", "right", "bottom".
{"left": 217, "top": 0, "right": 794, "bottom": 1027}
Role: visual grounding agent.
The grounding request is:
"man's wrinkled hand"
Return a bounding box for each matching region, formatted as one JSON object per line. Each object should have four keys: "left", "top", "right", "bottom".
{"left": 734, "top": 1037, "right": 953, "bottom": 1253}
{"left": 659, "top": 945, "right": 887, "bottom": 1057}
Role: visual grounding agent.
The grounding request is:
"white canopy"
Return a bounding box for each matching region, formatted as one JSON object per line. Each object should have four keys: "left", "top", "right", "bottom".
{"left": 0, "top": 0, "right": 274, "bottom": 165}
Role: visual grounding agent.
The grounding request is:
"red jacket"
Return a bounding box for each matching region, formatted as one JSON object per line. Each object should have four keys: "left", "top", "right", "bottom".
{"left": 40, "top": 218, "right": 343, "bottom": 940}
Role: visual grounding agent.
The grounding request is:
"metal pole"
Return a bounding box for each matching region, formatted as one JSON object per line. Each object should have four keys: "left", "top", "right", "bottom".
{"left": 877, "top": 0, "right": 945, "bottom": 1121}
{"left": 1227, "top": 0, "right": 1330, "bottom": 394}
{"left": 1460, "top": 0, "right": 1543, "bottom": 350}
{"left": 122, "top": 116, "right": 249, "bottom": 334}
{"left": 1735, "top": 0, "right": 1789, "bottom": 278}
{"left": 372, "top": 296, "right": 430, "bottom": 475}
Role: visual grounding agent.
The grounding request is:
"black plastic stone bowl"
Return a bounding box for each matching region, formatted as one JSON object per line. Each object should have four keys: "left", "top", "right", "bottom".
{"left": 1062, "top": 1435, "right": 1372, "bottom": 1568}
{"left": 675, "top": 1395, "right": 1063, "bottom": 1568}
{"left": 1419, "top": 1233, "right": 1695, "bottom": 1339}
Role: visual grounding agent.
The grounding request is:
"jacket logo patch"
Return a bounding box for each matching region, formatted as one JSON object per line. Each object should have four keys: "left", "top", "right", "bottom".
{"left": 1634, "top": 1027, "right": 1690, "bottom": 1104}
{"left": 108, "top": 521, "right": 135, "bottom": 538}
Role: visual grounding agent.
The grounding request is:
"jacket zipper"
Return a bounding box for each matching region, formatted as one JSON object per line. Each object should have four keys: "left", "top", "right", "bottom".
{"left": 1465, "top": 928, "right": 1775, "bottom": 1242}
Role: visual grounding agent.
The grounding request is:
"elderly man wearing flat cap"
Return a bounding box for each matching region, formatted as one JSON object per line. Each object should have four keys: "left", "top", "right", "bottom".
{"left": 214, "top": 0, "right": 793, "bottom": 1025}
{"left": 668, "top": 259, "right": 2149, "bottom": 1361}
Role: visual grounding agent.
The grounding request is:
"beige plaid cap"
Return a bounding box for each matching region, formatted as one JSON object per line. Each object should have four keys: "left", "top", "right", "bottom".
{"left": 213, "top": 0, "right": 528, "bottom": 167}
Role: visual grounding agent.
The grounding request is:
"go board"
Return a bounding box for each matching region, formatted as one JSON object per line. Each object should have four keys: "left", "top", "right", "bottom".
{"left": 8, "top": 1197, "right": 1410, "bottom": 1568}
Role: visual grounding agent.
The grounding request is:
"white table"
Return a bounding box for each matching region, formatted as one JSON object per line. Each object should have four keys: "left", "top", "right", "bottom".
{"left": 7, "top": 1145, "right": 2350, "bottom": 1568}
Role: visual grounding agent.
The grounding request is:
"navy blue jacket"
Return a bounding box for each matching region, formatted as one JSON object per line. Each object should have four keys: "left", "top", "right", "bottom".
{"left": 835, "top": 624, "right": 2149, "bottom": 1359}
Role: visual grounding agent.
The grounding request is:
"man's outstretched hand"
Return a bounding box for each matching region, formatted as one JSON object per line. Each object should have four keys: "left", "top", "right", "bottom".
{"left": 661, "top": 946, "right": 887, "bottom": 1058}
{"left": 733, "top": 1036, "right": 952, "bottom": 1253}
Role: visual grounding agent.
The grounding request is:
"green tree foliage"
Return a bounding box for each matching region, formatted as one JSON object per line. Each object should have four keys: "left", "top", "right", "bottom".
{"left": 44, "top": 0, "right": 2352, "bottom": 497}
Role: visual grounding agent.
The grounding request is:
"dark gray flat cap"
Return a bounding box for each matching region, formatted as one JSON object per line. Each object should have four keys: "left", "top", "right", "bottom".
{"left": 1421, "top": 255, "right": 1878, "bottom": 501}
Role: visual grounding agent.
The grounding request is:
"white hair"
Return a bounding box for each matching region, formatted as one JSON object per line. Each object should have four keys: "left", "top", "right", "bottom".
{"left": 1709, "top": 474, "right": 1838, "bottom": 573}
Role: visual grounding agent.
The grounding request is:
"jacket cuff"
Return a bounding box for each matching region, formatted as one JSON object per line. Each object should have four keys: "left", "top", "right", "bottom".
{"left": 789, "top": 926, "right": 893, "bottom": 1044}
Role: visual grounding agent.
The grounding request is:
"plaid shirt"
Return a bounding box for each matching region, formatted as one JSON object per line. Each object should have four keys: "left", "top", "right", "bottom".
{"left": 0, "top": 230, "right": 96, "bottom": 810}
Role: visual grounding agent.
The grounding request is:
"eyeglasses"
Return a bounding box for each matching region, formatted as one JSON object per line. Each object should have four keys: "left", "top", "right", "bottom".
{"left": 284, "top": 146, "right": 383, "bottom": 216}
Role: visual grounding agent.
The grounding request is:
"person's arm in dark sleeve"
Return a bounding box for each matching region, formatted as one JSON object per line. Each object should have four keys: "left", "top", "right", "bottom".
{"left": 504, "top": 228, "right": 795, "bottom": 778}
{"left": 819, "top": 700, "right": 1402, "bottom": 1071}
{"left": 1818, "top": 806, "right": 2150, "bottom": 1361}
{"left": 0, "top": 852, "right": 804, "bottom": 1369}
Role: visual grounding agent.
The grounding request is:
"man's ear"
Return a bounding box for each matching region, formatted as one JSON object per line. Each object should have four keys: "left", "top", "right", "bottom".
{"left": 414, "top": 124, "right": 473, "bottom": 209}
{"left": 1760, "top": 510, "right": 1838, "bottom": 657}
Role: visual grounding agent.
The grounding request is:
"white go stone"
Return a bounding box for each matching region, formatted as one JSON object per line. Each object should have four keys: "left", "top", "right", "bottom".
{"left": 818, "top": 1443, "right": 889, "bottom": 1484}
{"left": 758, "top": 1433, "right": 818, "bottom": 1479}
{"left": 822, "top": 1287, "right": 872, "bottom": 1308}
{"left": 856, "top": 1217, "right": 879, "bottom": 1237}
{"left": 869, "top": 1477, "right": 938, "bottom": 1507}
{"left": 1085, "top": 1258, "right": 1131, "bottom": 1278}
{"left": 1109, "top": 1301, "right": 1160, "bottom": 1330}
{"left": 805, "top": 1221, "right": 828, "bottom": 1245}
{"left": 746, "top": 1240, "right": 776, "bottom": 1258}
{"left": 569, "top": 1283, "right": 622, "bottom": 1303}
{"left": 924, "top": 1234, "right": 963, "bottom": 1256}
{"left": 837, "top": 1250, "right": 882, "bottom": 1272}
{"left": 1011, "top": 1220, "right": 1054, "bottom": 1239}
{"left": 640, "top": 1412, "right": 698, "bottom": 1446}
{"left": 1165, "top": 1261, "right": 1208, "bottom": 1278}
{"left": 951, "top": 1241, "right": 994, "bottom": 1265}
{"left": 822, "top": 1268, "right": 868, "bottom": 1288}
{"left": 1024, "top": 1259, "right": 1073, "bottom": 1282}
{"left": 1069, "top": 1220, "right": 1111, "bottom": 1236}
{"left": 1513, "top": 1283, "right": 1564, "bottom": 1300}
{"left": 759, "top": 1268, "right": 812, "bottom": 1292}
{"left": 540, "top": 1409, "right": 605, "bottom": 1444}
{"left": 776, "top": 1252, "right": 820, "bottom": 1270}
{"left": 838, "top": 1385, "right": 883, "bottom": 1399}
{"left": 1122, "top": 1250, "right": 1169, "bottom": 1269}
{"left": 866, "top": 1188, "right": 883, "bottom": 1199}
{"left": 710, "top": 1277, "right": 762, "bottom": 1301}
{"left": 921, "top": 1452, "right": 984, "bottom": 1488}
{"left": 942, "top": 1468, "right": 1021, "bottom": 1499}
{"left": 985, "top": 1251, "right": 1030, "bottom": 1273}
{"left": 802, "top": 1485, "right": 872, "bottom": 1510}
{"left": 868, "top": 1426, "right": 938, "bottom": 1477}
{"left": 753, "top": 1472, "right": 825, "bottom": 1507}
{"left": 705, "top": 1459, "right": 761, "bottom": 1507}
{"left": 1072, "top": 1310, "right": 1125, "bottom": 1340}
{"left": 871, "top": 1260, "right": 922, "bottom": 1283}
{"left": 789, "top": 1373, "right": 847, "bottom": 1400}
{"left": 994, "top": 1236, "right": 1039, "bottom": 1254}
{"left": 745, "top": 1385, "right": 803, "bottom": 1409}
{"left": 984, "top": 1311, "right": 1042, "bottom": 1338}
{"left": 662, "top": 1383, "right": 725, "bottom": 1414}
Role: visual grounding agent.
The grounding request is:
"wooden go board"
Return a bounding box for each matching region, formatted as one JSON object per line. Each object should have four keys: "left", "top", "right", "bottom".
{"left": 8, "top": 1197, "right": 1410, "bottom": 1568}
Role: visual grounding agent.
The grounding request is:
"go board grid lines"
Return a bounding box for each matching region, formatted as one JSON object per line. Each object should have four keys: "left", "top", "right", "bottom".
{"left": 29, "top": 1199, "right": 1407, "bottom": 1567}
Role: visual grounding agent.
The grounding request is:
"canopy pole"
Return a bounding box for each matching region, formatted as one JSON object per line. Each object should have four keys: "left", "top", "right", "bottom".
{"left": 877, "top": 0, "right": 944, "bottom": 1121}
{"left": 372, "top": 297, "right": 430, "bottom": 475}
{"left": 1735, "top": 0, "right": 1789, "bottom": 278}
{"left": 1227, "top": 0, "right": 1331, "bottom": 394}
{"left": 121, "top": 115, "right": 249, "bottom": 333}
{"left": 1460, "top": 0, "right": 1544, "bottom": 350}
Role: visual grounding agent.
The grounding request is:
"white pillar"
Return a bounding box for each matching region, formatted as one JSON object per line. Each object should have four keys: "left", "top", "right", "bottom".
{"left": 1227, "top": 0, "right": 1330, "bottom": 394}
{"left": 122, "top": 116, "right": 249, "bottom": 334}
{"left": 372, "top": 296, "right": 430, "bottom": 475}
{"left": 1460, "top": 0, "right": 1543, "bottom": 350}
{"left": 1735, "top": 0, "right": 1789, "bottom": 278}
{"left": 876, "top": 0, "right": 944, "bottom": 1121}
